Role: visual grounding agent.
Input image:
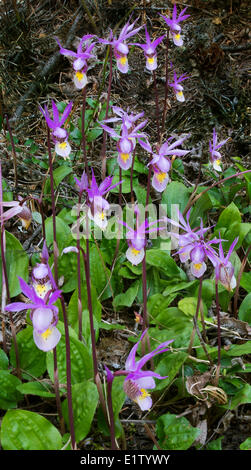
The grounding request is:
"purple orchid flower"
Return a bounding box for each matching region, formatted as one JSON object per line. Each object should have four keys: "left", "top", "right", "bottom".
{"left": 160, "top": 4, "right": 190, "bottom": 47}
{"left": 40, "top": 100, "right": 73, "bottom": 159}
{"left": 56, "top": 35, "right": 96, "bottom": 89}
{"left": 209, "top": 128, "right": 230, "bottom": 172}
{"left": 130, "top": 25, "right": 165, "bottom": 71}
{"left": 100, "top": 119, "right": 148, "bottom": 170}
{"left": 119, "top": 206, "right": 163, "bottom": 265}
{"left": 5, "top": 277, "right": 61, "bottom": 351}
{"left": 74, "top": 170, "right": 89, "bottom": 194}
{"left": 31, "top": 242, "right": 56, "bottom": 299}
{"left": 169, "top": 69, "right": 189, "bottom": 102}
{"left": 209, "top": 235, "right": 238, "bottom": 291}
{"left": 0, "top": 196, "right": 32, "bottom": 230}
{"left": 99, "top": 18, "right": 142, "bottom": 73}
{"left": 102, "top": 105, "right": 145, "bottom": 133}
{"left": 86, "top": 168, "right": 123, "bottom": 230}
{"left": 123, "top": 329, "right": 173, "bottom": 410}
{"left": 138, "top": 135, "right": 190, "bottom": 192}
{"left": 165, "top": 209, "right": 222, "bottom": 278}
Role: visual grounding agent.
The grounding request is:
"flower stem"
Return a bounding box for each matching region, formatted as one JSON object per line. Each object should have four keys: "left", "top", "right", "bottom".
{"left": 106, "top": 376, "right": 118, "bottom": 450}
{"left": 153, "top": 70, "right": 160, "bottom": 144}
{"left": 36, "top": 197, "right": 46, "bottom": 241}
{"left": 215, "top": 278, "right": 221, "bottom": 385}
{"left": 76, "top": 193, "right": 83, "bottom": 341}
{"left": 101, "top": 46, "right": 113, "bottom": 180}
{"left": 80, "top": 243, "right": 108, "bottom": 422}
{"left": 80, "top": 242, "right": 98, "bottom": 379}
{"left": 53, "top": 347, "right": 65, "bottom": 435}
{"left": 46, "top": 128, "right": 68, "bottom": 442}
{"left": 187, "top": 276, "right": 203, "bottom": 354}
{"left": 161, "top": 31, "right": 169, "bottom": 140}
{"left": 142, "top": 254, "right": 148, "bottom": 333}
{"left": 47, "top": 126, "right": 58, "bottom": 283}
{"left": 81, "top": 87, "right": 89, "bottom": 178}
{"left": 60, "top": 296, "right": 76, "bottom": 449}
{"left": 130, "top": 147, "right": 137, "bottom": 205}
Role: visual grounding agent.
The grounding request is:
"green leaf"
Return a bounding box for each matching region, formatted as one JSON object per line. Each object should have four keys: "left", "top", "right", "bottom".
{"left": 190, "top": 192, "right": 212, "bottom": 227}
{"left": 133, "top": 181, "right": 149, "bottom": 205}
{"left": 221, "top": 384, "right": 251, "bottom": 410}
{"left": 32, "top": 211, "right": 42, "bottom": 224}
{"left": 222, "top": 222, "right": 251, "bottom": 250}
{"left": 89, "top": 245, "right": 112, "bottom": 300}
{"left": 57, "top": 239, "right": 81, "bottom": 293}
{"left": 225, "top": 341, "right": 251, "bottom": 356}
{"left": 147, "top": 293, "right": 175, "bottom": 321}
{"left": 45, "top": 216, "right": 71, "bottom": 251}
{"left": 156, "top": 413, "right": 200, "bottom": 450}
{"left": 56, "top": 101, "right": 68, "bottom": 113}
{"left": 155, "top": 351, "right": 188, "bottom": 391}
{"left": 238, "top": 293, "right": 251, "bottom": 324}
{"left": 62, "top": 381, "right": 99, "bottom": 443}
{"left": 1, "top": 409, "right": 63, "bottom": 450}
{"left": 206, "top": 437, "right": 223, "bottom": 450}
{"left": 16, "top": 381, "right": 56, "bottom": 398}
{"left": 178, "top": 297, "right": 208, "bottom": 317}
{"left": 0, "top": 349, "right": 9, "bottom": 370}
{"left": 46, "top": 322, "right": 93, "bottom": 385}
{"left": 240, "top": 272, "right": 251, "bottom": 292}
{"left": 99, "top": 320, "right": 125, "bottom": 331}
{"left": 67, "top": 286, "right": 101, "bottom": 347}
{"left": 118, "top": 265, "right": 138, "bottom": 279}
{"left": 86, "top": 127, "right": 103, "bottom": 142}
{"left": 109, "top": 175, "right": 131, "bottom": 194}
{"left": 161, "top": 181, "right": 191, "bottom": 217}
{"left": 2, "top": 178, "right": 13, "bottom": 202}
{"left": 240, "top": 437, "right": 251, "bottom": 450}
{"left": 97, "top": 376, "right": 126, "bottom": 439}
{"left": 0, "top": 371, "right": 22, "bottom": 409}
{"left": 9, "top": 326, "right": 47, "bottom": 379}
{"left": 57, "top": 207, "right": 77, "bottom": 225}
{"left": 216, "top": 202, "right": 241, "bottom": 229}
{"left": 0, "top": 231, "right": 29, "bottom": 297}
{"left": 148, "top": 320, "right": 198, "bottom": 351}
{"left": 44, "top": 165, "right": 72, "bottom": 194}
{"left": 113, "top": 280, "right": 139, "bottom": 308}
{"left": 172, "top": 158, "right": 184, "bottom": 174}
{"left": 162, "top": 280, "right": 197, "bottom": 297}
{"left": 146, "top": 249, "right": 180, "bottom": 277}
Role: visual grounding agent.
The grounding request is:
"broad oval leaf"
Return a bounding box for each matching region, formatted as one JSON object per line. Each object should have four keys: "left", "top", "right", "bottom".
{"left": 62, "top": 381, "right": 99, "bottom": 443}
{"left": 46, "top": 322, "right": 93, "bottom": 385}
{"left": 0, "top": 231, "right": 29, "bottom": 297}
{"left": 9, "top": 326, "right": 47, "bottom": 379}
{"left": 156, "top": 413, "right": 200, "bottom": 450}
{"left": 1, "top": 409, "right": 63, "bottom": 450}
{"left": 0, "top": 371, "right": 22, "bottom": 409}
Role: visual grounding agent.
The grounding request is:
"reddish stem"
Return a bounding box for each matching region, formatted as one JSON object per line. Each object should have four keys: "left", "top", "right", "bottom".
{"left": 101, "top": 46, "right": 113, "bottom": 180}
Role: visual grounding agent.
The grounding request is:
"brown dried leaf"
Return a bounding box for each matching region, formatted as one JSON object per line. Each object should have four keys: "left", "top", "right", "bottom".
{"left": 221, "top": 316, "right": 251, "bottom": 338}
{"left": 186, "top": 371, "right": 211, "bottom": 399}
{"left": 194, "top": 419, "right": 207, "bottom": 446}
{"left": 201, "top": 385, "right": 228, "bottom": 405}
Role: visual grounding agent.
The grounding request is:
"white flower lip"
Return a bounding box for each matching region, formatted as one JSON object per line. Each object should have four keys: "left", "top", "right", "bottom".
{"left": 126, "top": 246, "right": 145, "bottom": 265}
{"left": 55, "top": 140, "right": 71, "bottom": 158}
{"left": 73, "top": 70, "right": 88, "bottom": 89}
